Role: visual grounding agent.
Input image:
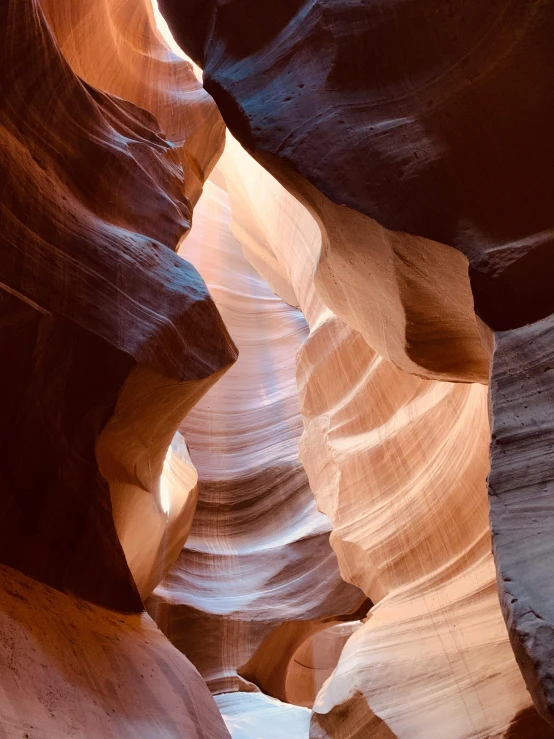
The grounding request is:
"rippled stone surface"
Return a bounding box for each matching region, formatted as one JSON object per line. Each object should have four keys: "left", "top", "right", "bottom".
{"left": 159, "top": 1, "right": 554, "bottom": 724}
{"left": 0, "top": 0, "right": 236, "bottom": 610}
{"left": 41, "top": 0, "right": 225, "bottom": 205}
{"left": 147, "top": 174, "right": 364, "bottom": 724}
{"left": 160, "top": 0, "right": 554, "bottom": 333}
{"left": 5, "top": 0, "right": 554, "bottom": 735}
{"left": 217, "top": 139, "right": 553, "bottom": 737}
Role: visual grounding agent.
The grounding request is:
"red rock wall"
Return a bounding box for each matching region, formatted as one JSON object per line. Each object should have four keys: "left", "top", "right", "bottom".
{"left": 0, "top": 0, "right": 236, "bottom": 609}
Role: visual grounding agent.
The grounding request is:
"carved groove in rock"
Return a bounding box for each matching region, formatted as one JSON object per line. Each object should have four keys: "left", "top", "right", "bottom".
{"left": 215, "top": 135, "right": 554, "bottom": 737}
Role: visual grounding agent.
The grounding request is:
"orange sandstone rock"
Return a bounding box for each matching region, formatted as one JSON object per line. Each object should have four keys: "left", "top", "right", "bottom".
{"left": 0, "top": 0, "right": 236, "bottom": 610}
{"left": 0, "top": 563, "right": 231, "bottom": 738}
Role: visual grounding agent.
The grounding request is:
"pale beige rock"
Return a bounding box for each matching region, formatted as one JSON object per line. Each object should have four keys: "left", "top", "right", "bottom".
{"left": 218, "top": 138, "right": 546, "bottom": 737}
{"left": 239, "top": 618, "right": 363, "bottom": 709}
{"left": 132, "top": 3, "right": 554, "bottom": 718}
{"left": 96, "top": 364, "right": 229, "bottom": 601}
{"left": 148, "top": 175, "right": 363, "bottom": 711}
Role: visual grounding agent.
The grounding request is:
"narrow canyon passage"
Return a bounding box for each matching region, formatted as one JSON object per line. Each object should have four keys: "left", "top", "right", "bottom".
{"left": 196, "top": 137, "right": 551, "bottom": 739}
{"left": 148, "top": 166, "right": 365, "bottom": 737}
{"left": 149, "top": 126, "right": 552, "bottom": 737}
{"left": 2, "top": 1, "right": 554, "bottom": 737}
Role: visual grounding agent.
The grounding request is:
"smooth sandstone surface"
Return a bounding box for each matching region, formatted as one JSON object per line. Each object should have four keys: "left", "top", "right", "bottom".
{"left": 148, "top": 175, "right": 364, "bottom": 713}
{"left": 217, "top": 139, "right": 553, "bottom": 737}
{"left": 157, "top": 0, "right": 509, "bottom": 384}
{"left": 41, "top": 0, "right": 225, "bottom": 205}
{"left": 0, "top": 563, "right": 231, "bottom": 739}
{"left": 4, "top": 1, "right": 554, "bottom": 737}
{"left": 158, "top": 1, "right": 554, "bottom": 725}
{"left": 160, "top": 0, "right": 554, "bottom": 333}
{"left": 0, "top": 0, "right": 236, "bottom": 610}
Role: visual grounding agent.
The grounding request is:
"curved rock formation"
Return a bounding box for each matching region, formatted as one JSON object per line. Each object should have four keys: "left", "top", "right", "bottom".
{"left": 41, "top": 0, "right": 225, "bottom": 205}
{"left": 147, "top": 174, "right": 364, "bottom": 722}
{"left": 5, "top": 0, "right": 554, "bottom": 735}
{"left": 158, "top": 1, "right": 554, "bottom": 725}
{"left": 0, "top": 0, "right": 236, "bottom": 610}
{"left": 0, "top": 562, "right": 230, "bottom": 738}
{"left": 216, "top": 138, "right": 552, "bottom": 737}
{"left": 159, "top": 0, "right": 554, "bottom": 334}
{"left": 299, "top": 320, "right": 533, "bottom": 738}
{"left": 156, "top": 0, "right": 507, "bottom": 384}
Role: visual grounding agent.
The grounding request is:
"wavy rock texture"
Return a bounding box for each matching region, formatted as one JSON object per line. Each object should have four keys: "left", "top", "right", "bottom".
{"left": 216, "top": 139, "right": 553, "bottom": 737}
{"left": 41, "top": 0, "right": 224, "bottom": 205}
{"left": 299, "top": 324, "right": 541, "bottom": 739}
{"left": 0, "top": 562, "right": 230, "bottom": 738}
{"left": 159, "top": 1, "right": 554, "bottom": 724}
{"left": 156, "top": 0, "right": 508, "bottom": 384}
{"left": 147, "top": 174, "right": 365, "bottom": 729}
{"left": 160, "top": 0, "right": 554, "bottom": 334}
{"left": 5, "top": 1, "right": 554, "bottom": 736}
{"left": 0, "top": 0, "right": 236, "bottom": 610}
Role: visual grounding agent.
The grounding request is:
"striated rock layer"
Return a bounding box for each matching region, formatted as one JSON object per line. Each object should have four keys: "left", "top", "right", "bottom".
{"left": 0, "top": 562, "right": 231, "bottom": 738}
{"left": 159, "top": 1, "right": 554, "bottom": 724}
{"left": 0, "top": 0, "right": 236, "bottom": 610}
{"left": 41, "top": 0, "right": 224, "bottom": 206}
{"left": 217, "top": 137, "right": 553, "bottom": 737}
{"left": 157, "top": 0, "right": 509, "bottom": 384}
{"left": 4, "top": 0, "right": 554, "bottom": 735}
{"left": 147, "top": 173, "right": 365, "bottom": 726}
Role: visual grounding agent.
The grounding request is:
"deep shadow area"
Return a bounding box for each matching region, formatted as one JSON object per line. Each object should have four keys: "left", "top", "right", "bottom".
{"left": 505, "top": 707, "right": 554, "bottom": 739}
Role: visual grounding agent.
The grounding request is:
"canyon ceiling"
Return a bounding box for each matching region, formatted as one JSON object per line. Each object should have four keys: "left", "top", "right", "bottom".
{"left": 1, "top": 0, "right": 553, "bottom": 737}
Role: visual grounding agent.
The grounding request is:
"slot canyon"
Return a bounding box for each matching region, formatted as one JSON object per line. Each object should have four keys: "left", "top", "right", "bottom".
{"left": 1, "top": 1, "right": 554, "bottom": 737}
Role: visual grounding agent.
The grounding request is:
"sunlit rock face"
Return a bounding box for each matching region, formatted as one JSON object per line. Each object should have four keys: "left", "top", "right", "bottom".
{"left": 4, "top": 0, "right": 554, "bottom": 737}
{"left": 40, "top": 0, "right": 224, "bottom": 205}
{"left": 0, "top": 0, "right": 236, "bottom": 610}
{"left": 217, "top": 140, "right": 553, "bottom": 738}
{"left": 300, "top": 326, "right": 534, "bottom": 739}
{"left": 158, "top": 1, "right": 554, "bottom": 725}
{"left": 0, "top": 563, "right": 231, "bottom": 739}
{"left": 147, "top": 173, "right": 365, "bottom": 724}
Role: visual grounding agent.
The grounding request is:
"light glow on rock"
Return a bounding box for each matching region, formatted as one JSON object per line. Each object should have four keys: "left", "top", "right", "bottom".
{"left": 150, "top": 0, "right": 203, "bottom": 80}
{"left": 159, "top": 446, "right": 173, "bottom": 516}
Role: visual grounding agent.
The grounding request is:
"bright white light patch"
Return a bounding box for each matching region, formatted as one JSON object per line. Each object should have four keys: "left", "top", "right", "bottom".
{"left": 159, "top": 446, "right": 173, "bottom": 515}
